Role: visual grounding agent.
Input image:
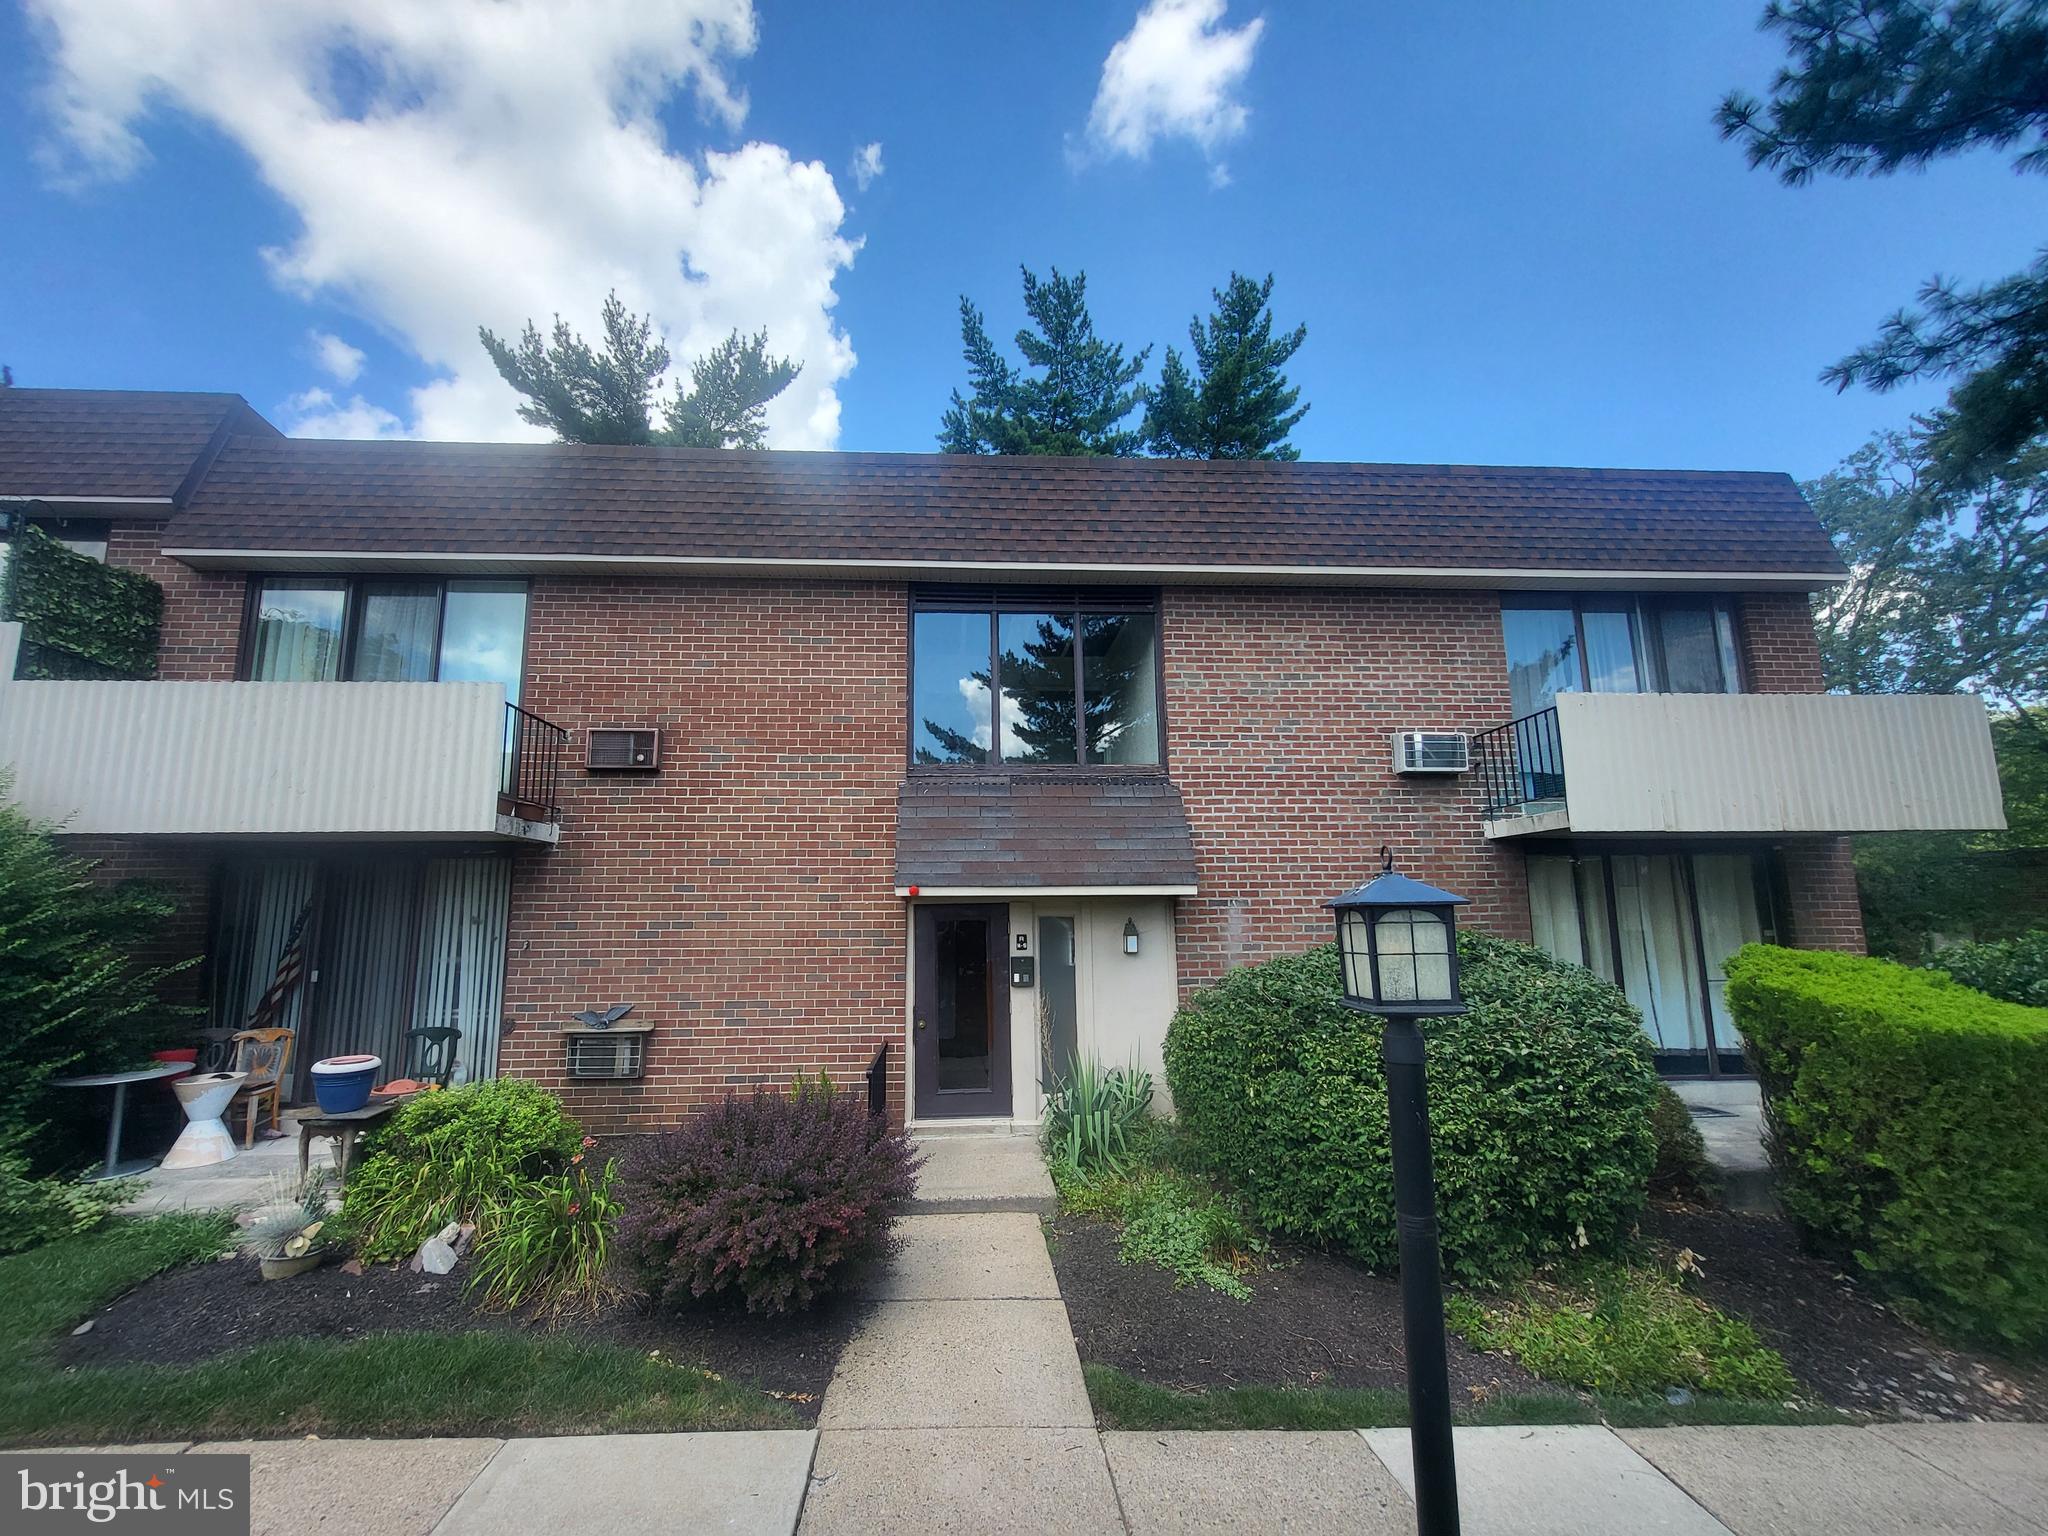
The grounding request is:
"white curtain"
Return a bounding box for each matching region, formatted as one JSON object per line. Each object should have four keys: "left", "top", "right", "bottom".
{"left": 1692, "top": 854, "right": 1764, "bottom": 1053}
{"left": 1611, "top": 855, "right": 1708, "bottom": 1053}
{"left": 411, "top": 856, "right": 511, "bottom": 1085}
{"left": 1526, "top": 856, "right": 1584, "bottom": 967}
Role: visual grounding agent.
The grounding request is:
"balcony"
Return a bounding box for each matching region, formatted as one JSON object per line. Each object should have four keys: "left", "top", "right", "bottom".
{"left": 1472, "top": 691, "right": 2007, "bottom": 839}
{"left": 0, "top": 629, "right": 563, "bottom": 843}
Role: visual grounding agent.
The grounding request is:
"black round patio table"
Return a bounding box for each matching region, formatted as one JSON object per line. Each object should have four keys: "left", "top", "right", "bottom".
{"left": 50, "top": 1061, "right": 191, "bottom": 1180}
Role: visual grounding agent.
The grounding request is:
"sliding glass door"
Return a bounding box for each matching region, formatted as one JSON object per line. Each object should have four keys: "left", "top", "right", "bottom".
{"left": 211, "top": 853, "right": 513, "bottom": 1094}
{"left": 1526, "top": 850, "right": 1769, "bottom": 1074}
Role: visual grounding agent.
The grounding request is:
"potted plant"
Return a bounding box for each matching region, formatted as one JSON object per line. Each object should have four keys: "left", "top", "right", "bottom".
{"left": 242, "top": 1172, "right": 333, "bottom": 1280}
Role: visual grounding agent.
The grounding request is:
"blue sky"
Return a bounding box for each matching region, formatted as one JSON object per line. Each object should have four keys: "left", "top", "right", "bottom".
{"left": 2, "top": 1, "right": 2040, "bottom": 479}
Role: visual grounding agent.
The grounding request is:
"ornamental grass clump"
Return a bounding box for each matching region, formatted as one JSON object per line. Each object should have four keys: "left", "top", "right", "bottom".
{"left": 471, "top": 1141, "right": 624, "bottom": 1316}
{"left": 1164, "top": 932, "right": 1658, "bottom": 1284}
{"left": 621, "top": 1076, "right": 920, "bottom": 1316}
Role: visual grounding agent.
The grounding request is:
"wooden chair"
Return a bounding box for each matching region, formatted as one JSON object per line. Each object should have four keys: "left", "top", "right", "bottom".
{"left": 228, "top": 1027, "right": 295, "bottom": 1148}
{"left": 403, "top": 1026, "right": 462, "bottom": 1089}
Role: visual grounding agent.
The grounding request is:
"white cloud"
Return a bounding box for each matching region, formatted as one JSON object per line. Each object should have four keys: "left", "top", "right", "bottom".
{"left": 1083, "top": 0, "right": 1264, "bottom": 182}
{"left": 851, "top": 140, "right": 883, "bottom": 192}
{"left": 27, "top": 1, "right": 859, "bottom": 447}
{"left": 309, "top": 329, "right": 365, "bottom": 384}
{"left": 281, "top": 387, "right": 409, "bottom": 440}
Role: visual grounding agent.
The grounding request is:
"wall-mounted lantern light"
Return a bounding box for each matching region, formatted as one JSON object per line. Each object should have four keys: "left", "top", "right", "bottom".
{"left": 1123, "top": 918, "right": 1140, "bottom": 956}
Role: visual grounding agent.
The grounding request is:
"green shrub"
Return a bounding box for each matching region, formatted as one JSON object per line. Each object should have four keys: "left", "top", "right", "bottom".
{"left": 1930, "top": 931, "right": 2048, "bottom": 1008}
{"left": 0, "top": 1152, "right": 135, "bottom": 1258}
{"left": 1727, "top": 944, "right": 2048, "bottom": 1349}
{"left": 1448, "top": 1258, "right": 1797, "bottom": 1399}
{"left": 1044, "top": 1059, "right": 1153, "bottom": 1173}
{"left": 339, "top": 1080, "right": 582, "bottom": 1263}
{"left": 471, "top": 1149, "right": 624, "bottom": 1315}
{"left": 1649, "top": 1084, "right": 1717, "bottom": 1201}
{"left": 1054, "top": 1144, "right": 1265, "bottom": 1299}
{"left": 1164, "top": 933, "right": 1658, "bottom": 1284}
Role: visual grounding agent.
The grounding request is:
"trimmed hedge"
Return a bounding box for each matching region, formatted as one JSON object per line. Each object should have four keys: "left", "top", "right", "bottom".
{"left": 1727, "top": 944, "right": 2048, "bottom": 1350}
{"left": 1931, "top": 931, "right": 2048, "bottom": 1009}
{"left": 1163, "top": 933, "right": 1658, "bottom": 1284}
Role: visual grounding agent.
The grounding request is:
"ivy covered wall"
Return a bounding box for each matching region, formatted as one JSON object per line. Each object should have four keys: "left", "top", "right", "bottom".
{"left": 2, "top": 525, "right": 163, "bottom": 679}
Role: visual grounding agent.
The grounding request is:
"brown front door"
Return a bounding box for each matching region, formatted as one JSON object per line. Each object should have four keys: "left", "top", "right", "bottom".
{"left": 912, "top": 903, "right": 1012, "bottom": 1119}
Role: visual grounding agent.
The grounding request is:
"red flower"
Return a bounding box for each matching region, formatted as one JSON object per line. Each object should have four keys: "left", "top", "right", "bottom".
{"left": 568, "top": 1202, "right": 582, "bottom": 1217}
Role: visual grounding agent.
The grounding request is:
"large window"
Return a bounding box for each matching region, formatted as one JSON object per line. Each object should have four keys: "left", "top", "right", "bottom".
{"left": 911, "top": 589, "right": 1161, "bottom": 767}
{"left": 246, "top": 577, "right": 528, "bottom": 700}
{"left": 1500, "top": 595, "right": 1743, "bottom": 716}
{"left": 1527, "top": 850, "right": 1773, "bottom": 1075}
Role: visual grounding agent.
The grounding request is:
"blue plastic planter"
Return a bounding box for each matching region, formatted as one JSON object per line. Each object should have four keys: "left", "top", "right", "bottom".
{"left": 310, "top": 1054, "right": 381, "bottom": 1114}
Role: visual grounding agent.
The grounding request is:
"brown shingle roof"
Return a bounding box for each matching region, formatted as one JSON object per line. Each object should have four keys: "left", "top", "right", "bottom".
{"left": 895, "top": 775, "right": 1199, "bottom": 891}
{"left": 0, "top": 388, "right": 279, "bottom": 503}
{"left": 167, "top": 437, "right": 1844, "bottom": 580}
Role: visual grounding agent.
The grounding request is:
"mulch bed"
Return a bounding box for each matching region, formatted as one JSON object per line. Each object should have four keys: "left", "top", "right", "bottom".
{"left": 55, "top": 1252, "right": 873, "bottom": 1426}
{"left": 1047, "top": 1215, "right": 1544, "bottom": 1401}
{"left": 1645, "top": 1202, "right": 2048, "bottom": 1422}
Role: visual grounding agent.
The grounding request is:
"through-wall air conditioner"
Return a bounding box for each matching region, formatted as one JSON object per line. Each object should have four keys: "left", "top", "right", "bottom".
{"left": 563, "top": 1024, "right": 652, "bottom": 1079}
{"left": 1392, "top": 730, "right": 1471, "bottom": 775}
{"left": 586, "top": 727, "right": 660, "bottom": 771}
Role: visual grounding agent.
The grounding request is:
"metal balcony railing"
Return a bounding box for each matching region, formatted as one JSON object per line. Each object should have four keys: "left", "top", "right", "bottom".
{"left": 1472, "top": 707, "right": 1566, "bottom": 821}
{"left": 502, "top": 702, "right": 567, "bottom": 822}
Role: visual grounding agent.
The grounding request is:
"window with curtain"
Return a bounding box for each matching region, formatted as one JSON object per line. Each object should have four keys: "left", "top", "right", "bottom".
{"left": 1499, "top": 595, "right": 1742, "bottom": 705}
{"left": 910, "top": 589, "right": 1161, "bottom": 767}
{"left": 245, "top": 578, "right": 526, "bottom": 694}
{"left": 1524, "top": 851, "right": 1770, "bottom": 1072}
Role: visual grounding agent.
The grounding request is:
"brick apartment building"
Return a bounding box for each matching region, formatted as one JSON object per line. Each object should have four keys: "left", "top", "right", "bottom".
{"left": 0, "top": 389, "right": 2009, "bottom": 1130}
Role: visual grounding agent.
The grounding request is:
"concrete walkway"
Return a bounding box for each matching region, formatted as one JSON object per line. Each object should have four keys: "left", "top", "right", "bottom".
{"left": 1671, "top": 1078, "right": 1775, "bottom": 1211}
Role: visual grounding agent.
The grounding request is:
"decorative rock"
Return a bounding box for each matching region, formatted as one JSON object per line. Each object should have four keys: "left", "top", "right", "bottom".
{"left": 71, "top": 1320, "right": 93, "bottom": 1336}
{"left": 340, "top": 1258, "right": 365, "bottom": 1277}
{"left": 417, "top": 1235, "right": 459, "bottom": 1275}
{"left": 1664, "top": 1387, "right": 1694, "bottom": 1407}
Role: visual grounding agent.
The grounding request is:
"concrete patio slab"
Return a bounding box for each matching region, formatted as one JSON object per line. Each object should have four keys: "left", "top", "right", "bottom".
{"left": 857, "top": 1212, "right": 1060, "bottom": 1301}
{"left": 1105, "top": 1430, "right": 1413, "bottom": 1535}
{"left": 190, "top": 1436, "right": 501, "bottom": 1536}
{"left": 435, "top": 1431, "right": 815, "bottom": 1536}
{"left": 1620, "top": 1425, "right": 2035, "bottom": 1535}
{"left": 123, "top": 1130, "right": 336, "bottom": 1218}
{"left": 817, "top": 1297, "right": 1093, "bottom": 1429}
{"left": 908, "top": 1132, "right": 1055, "bottom": 1214}
{"left": 1365, "top": 1425, "right": 1734, "bottom": 1536}
{"left": 1871, "top": 1423, "right": 2048, "bottom": 1524}
{"left": 799, "top": 1427, "right": 1119, "bottom": 1535}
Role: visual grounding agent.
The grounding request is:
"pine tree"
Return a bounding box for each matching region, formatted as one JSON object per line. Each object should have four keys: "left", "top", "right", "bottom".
{"left": 482, "top": 293, "right": 800, "bottom": 449}
{"left": 1143, "top": 272, "right": 1308, "bottom": 460}
{"left": 1719, "top": 1, "right": 2048, "bottom": 485}
{"left": 939, "top": 267, "right": 1150, "bottom": 455}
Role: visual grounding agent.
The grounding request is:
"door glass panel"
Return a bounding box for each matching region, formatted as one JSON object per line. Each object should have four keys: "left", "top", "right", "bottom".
{"left": 1611, "top": 854, "right": 1709, "bottom": 1053}
{"left": 211, "top": 860, "right": 319, "bottom": 1038}
{"left": 350, "top": 582, "right": 439, "bottom": 682}
{"left": 1037, "top": 916, "right": 1078, "bottom": 1095}
{"left": 1501, "top": 605, "right": 1579, "bottom": 716}
{"left": 1692, "top": 854, "right": 1764, "bottom": 1054}
{"left": 1526, "top": 856, "right": 1585, "bottom": 968}
{"left": 998, "top": 611, "right": 1078, "bottom": 764}
{"left": 1714, "top": 606, "right": 1744, "bottom": 693}
{"left": 1581, "top": 609, "right": 1643, "bottom": 693}
{"left": 251, "top": 580, "right": 345, "bottom": 681}
{"left": 932, "top": 915, "right": 993, "bottom": 1091}
{"left": 1656, "top": 604, "right": 1729, "bottom": 694}
{"left": 439, "top": 581, "right": 528, "bottom": 704}
{"left": 1575, "top": 857, "right": 1619, "bottom": 987}
{"left": 1081, "top": 613, "right": 1159, "bottom": 764}
{"left": 912, "top": 610, "right": 992, "bottom": 764}
{"left": 412, "top": 855, "right": 512, "bottom": 1085}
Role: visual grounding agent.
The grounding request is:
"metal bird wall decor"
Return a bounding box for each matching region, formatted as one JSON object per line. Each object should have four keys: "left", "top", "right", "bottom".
{"left": 571, "top": 1003, "right": 635, "bottom": 1031}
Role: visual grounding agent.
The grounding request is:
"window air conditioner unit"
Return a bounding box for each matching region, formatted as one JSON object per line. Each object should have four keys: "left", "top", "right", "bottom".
{"left": 587, "top": 727, "right": 660, "bottom": 771}
{"left": 563, "top": 1024, "right": 652, "bottom": 1080}
{"left": 1392, "top": 730, "right": 1471, "bottom": 775}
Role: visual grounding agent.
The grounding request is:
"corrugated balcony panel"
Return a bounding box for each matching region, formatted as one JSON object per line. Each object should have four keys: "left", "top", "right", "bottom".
{"left": 1539, "top": 692, "right": 2008, "bottom": 837}
{"left": 0, "top": 677, "right": 515, "bottom": 837}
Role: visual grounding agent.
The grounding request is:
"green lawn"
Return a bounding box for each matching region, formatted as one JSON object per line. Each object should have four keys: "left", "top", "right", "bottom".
{"left": 0, "top": 1214, "right": 796, "bottom": 1445}
{"left": 1082, "top": 1365, "right": 1856, "bottom": 1432}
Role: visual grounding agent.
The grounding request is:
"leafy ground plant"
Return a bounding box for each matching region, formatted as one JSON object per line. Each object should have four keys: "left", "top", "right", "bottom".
{"left": 471, "top": 1143, "right": 624, "bottom": 1315}
{"left": 1446, "top": 1255, "right": 1799, "bottom": 1400}
{"left": 1051, "top": 1130, "right": 1264, "bottom": 1299}
{"left": 1043, "top": 1058, "right": 1153, "bottom": 1174}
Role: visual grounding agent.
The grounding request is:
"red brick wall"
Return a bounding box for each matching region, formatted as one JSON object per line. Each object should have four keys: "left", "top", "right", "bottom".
{"left": 107, "top": 523, "right": 244, "bottom": 680}
{"left": 497, "top": 577, "right": 908, "bottom": 1130}
{"left": 1736, "top": 592, "right": 1827, "bottom": 693}
{"left": 53, "top": 835, "right": 215, "bottom": 1005}
{"left": 1164, "top": 586, "right": 1531, "bottom": 990}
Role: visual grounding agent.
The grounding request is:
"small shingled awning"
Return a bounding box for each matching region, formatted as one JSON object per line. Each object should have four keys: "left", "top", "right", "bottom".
{"left": 894, "top": 775, "right": 1198, "bottom": 896}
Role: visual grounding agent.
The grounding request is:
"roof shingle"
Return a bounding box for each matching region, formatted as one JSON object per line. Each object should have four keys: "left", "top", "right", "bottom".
{"left": 895, "top": 775, "right": 1199, "bottom": 891}
{"left": 0, "top": 389, "right": 278, "bottom": 503}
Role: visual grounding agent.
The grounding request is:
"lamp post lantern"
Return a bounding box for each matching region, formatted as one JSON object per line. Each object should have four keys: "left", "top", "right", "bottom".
{"left": 1328, "top": 847, "right": 1467, "bottom": 1536}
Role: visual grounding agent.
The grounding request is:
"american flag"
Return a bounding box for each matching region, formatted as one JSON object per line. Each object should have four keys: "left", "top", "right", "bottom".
{"left": 245, "top": 901, "right": 314, "bottom": 1030}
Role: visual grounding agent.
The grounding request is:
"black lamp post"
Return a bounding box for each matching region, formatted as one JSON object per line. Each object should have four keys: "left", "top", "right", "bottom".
{"left": 1327, "top": 847, "right": 1468, "bottom": 1536}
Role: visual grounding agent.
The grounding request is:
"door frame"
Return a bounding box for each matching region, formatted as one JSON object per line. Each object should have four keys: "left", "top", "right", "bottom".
{"left": 911, "top": 902, "right": 1013, "bottom": 1119}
